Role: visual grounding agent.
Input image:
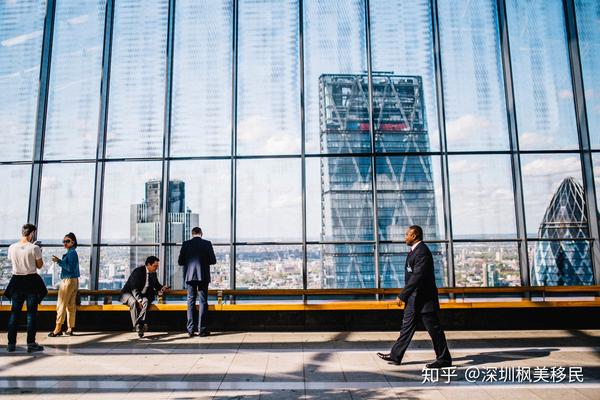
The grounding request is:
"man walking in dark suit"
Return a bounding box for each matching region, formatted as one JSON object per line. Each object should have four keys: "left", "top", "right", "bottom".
{"left": 377, "top": 225, "right": 452, "bottom": 368}
{"left": 178, "top": 227, "right": 217, "bottom": 337}
{"left": 120, "top": 256, "right": 169, "bottom": 337}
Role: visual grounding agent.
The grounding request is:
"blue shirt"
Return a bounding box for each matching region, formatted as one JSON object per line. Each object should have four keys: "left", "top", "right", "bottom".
{"left": 58, "top": 248, "right": 80, "bottom": 279}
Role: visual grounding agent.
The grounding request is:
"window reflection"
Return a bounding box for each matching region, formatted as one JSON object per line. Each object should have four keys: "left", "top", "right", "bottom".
{"left": 44, "top": 0, "right": 106, "bottom": 160}
{"left": 105, "top": 0, "right": 168, "bottom": 158}
{"left": 171, "top": 0, "right": 232, "bottom": 157}
{"left": 237, "top": 0, "right": 301, "bottom": 155}
{"left": 438, "top": 0, "right": 509, "bottom": 150}
{"left": 0, "top": 165, "right": 31, "bottom": 243}
{"left": 38, "top": 163, "right": 95, "bottom": 245}
{"left": 236, "top": 158, "right": 301, "bottom": 242}
{"left": 506, "top": 0, "right": 579, "bottom": 150}
{"left": 101, "top": 161, "right": 163, "bottom": 244}
{"left": 0, "top": 0, "right": 47, "bottom": 161}
{"left": 303, "top": 0, "right": 368, "bottom": 154}
{"left": 448, "top": 155, "right": 516, "bottom": 238}
{"left": 575, "top": 0, "right": 600, "bottom": 148}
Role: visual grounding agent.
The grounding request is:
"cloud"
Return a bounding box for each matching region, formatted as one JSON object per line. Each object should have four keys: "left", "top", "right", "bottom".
{"left": 519, "top": 131, "right": 554, "bottom": 149}
{"left": 450, "top": 159, "right": 482, "bottom": 174}
{"left": 445, "top": 114, "right": 492, "bottom": 142}
{"left": 237, "top": 115, "right": 299, "bottom": 154}
{"left": 521, "top": 156, "right": 580, "bottom": 177}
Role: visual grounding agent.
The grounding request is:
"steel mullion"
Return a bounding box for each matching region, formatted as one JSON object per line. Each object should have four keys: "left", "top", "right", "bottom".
{"left": 496, "top": 0, "right": 530, "bottom": 288}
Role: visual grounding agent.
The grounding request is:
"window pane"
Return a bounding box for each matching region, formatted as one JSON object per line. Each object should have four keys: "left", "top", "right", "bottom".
{"left": 171, "top": 0, "right": 232, "bottom": 157}
{"left": 38, "top": 163, "right": 95, "bottom": 245}
{"left": 575, "top": 0, "right": 600, "bottom": 148}
{"left": 0, "top": 0, "right": 47, "bottom": 161}
{"left": 44, "top": 0, "right": 106, "bottom": 160}
{"left": 236, "top": 159, "right": 301, "bottom": 242}
{"left": 105, "top": 0, "right": 167, "bottom": 158}
{"left": 521, "top": 154, "right": 586, "bottom": 238}
{"left": 308, "top": 243, "right": 375, "bottom": 288}
{"left": 438, "top": 0, "right": 509, "bottom": 150}
{"left": 1, "top": 248, "right": 11, "bottom": 289}
{"left": 454, "top": 242, "right": 520, "bottom": 287}
{"left": 306, "top": 156, "right": 374, "bottom": 242}
{"left": 506, "top": 0, "right": 579, "bottom": 150}
{"left": 370, "top": 0, "right": 439, "bottom": 151}
{"left": 101, "top": 161, "right": 163, "bottom": 243}
{"left": 41, "top": 246, "right": 91, "bottom": 289}
{"left": 529, "top": 240, "right": 593, "bottom": 286}
{"left": 380, "top": 243, "right": 447, "bottom": 288}
{"left": 448, "top": 155, "right": 516, "bottom": 238}
{"left": 236, "top": 245, "right": 302, "bottom": 289}
{"left": 0, "top": 165, "right": 31, "bottom": 243}
{"left": 98, "top": 245, "right": 158, "bottom": 289}
{"left": 304, "top": 0, "right": 368, "bottom": 154}
{"left": 168, "top": 160, "right": 231, "bottom": 243}
{"left": 166, "top": 245, "right": 229, "bottom": 290}
{"left": 237, "top": 0, "right": 301, "bottom": 155}
{"left": 376, "top": 156, "right": 444, "bottom": 241}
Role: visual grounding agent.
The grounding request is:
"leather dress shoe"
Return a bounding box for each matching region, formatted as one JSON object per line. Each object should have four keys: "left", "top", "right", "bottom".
{"left": 376, "top": 352, "right": 400, "bottom": 365}
{"left": 426, "top": 360, "right": 452, "bottom": 369}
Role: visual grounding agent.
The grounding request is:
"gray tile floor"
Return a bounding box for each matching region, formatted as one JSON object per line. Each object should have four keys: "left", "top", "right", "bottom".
{"left": 0, "top": 330, "right": 599, "bottom": 399}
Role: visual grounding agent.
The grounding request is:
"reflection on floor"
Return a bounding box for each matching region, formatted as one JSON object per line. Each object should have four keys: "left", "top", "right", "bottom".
{"left": 0, "top": 330, "right": 599, "bottom": 399}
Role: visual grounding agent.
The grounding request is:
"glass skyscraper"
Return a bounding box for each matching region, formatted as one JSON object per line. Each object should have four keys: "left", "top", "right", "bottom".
{"left": 532, "top": 178, "right": 594, "bottom": 286}
{"left": 319, "top": 74, "right": 444, "bottom": 288}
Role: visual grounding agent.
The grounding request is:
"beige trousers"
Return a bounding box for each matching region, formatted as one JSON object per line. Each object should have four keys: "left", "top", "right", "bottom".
{"left": 56, "top": 278, "right": 79, "bottom": 329}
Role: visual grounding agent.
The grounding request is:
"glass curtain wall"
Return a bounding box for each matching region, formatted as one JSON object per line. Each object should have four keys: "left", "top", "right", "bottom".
{"left": 0, "top": 0, "right": 599, "bottom": 291}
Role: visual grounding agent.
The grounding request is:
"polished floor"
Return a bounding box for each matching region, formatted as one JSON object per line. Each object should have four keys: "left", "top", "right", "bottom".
{"left": 0, "top": 329, "right": 599, "bottom": 399}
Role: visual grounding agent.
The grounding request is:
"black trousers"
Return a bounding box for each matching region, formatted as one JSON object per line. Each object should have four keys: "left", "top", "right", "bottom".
{"left": 390, "top": 305, "right": 451, "bottom": 364}
{"left": 7, "top": 293, "right": 38, "bottom": 345}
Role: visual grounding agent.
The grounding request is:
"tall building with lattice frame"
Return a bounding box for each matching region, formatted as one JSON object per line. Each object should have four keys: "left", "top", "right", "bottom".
{"left": 319, "top": 74, "right": 445, "bottom": 288}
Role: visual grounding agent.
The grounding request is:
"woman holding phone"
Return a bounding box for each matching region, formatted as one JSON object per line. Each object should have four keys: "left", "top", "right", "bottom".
{"left": 48, "top": 232, "right": 80, "bottom": 337}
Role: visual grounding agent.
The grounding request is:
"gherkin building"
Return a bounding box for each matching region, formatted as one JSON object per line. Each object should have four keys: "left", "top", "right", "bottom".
{"left": 532, "top": 177, "right": 594, "bottom": 286}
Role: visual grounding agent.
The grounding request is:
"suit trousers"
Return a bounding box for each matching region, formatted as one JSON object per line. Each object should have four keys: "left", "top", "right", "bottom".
{"left": 56, "top": 278, "right": 78, "bottom": 329}
{"left": 390, "top": 304, "right": 451, "bottom": 364}
{"left": 121, "top": 293, "right": 149, "bottom": 329}
{"left": 186, "top": 281, "right": 209, "bottom": 334}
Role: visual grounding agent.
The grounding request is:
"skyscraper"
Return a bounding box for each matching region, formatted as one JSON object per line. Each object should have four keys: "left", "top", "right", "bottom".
{"left": 130, "top": 180, "right": 198, "bottom": 270}
{"left": 532, "top": 177, "right": 594, "bottom": 286}
{"left": 319, "top": 73, "right": 444, "bottom": 288}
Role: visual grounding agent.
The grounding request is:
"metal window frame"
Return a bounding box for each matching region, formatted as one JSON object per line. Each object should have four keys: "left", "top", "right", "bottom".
{"left": 563, "top": 0, "right": 600, "bottom": 285}
{"left": 496, "top": 0, "right": 530, "bottom": 288}
{"left": 13, "top": 0, "right": 598, "bottom": 291}
{"left": 28, "top": 0, "right": 56, "bottom": 227}
{"left": 89, "top": 0, "right": 115, "bottom": 290}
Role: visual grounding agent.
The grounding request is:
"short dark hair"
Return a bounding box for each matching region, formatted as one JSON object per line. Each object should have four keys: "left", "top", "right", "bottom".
{"left": 22, "top": 224, "right": 37, "bottom": 237}
{"left": 191, "top": 227, "right": 202, "bottom": 235}
{"left": 145, "top": 256, "right": 160, "bottom": 266}
{"left": 65, "top": 232, "right": 78, "bottom": 248}
{"left": 408, "top": 225, "right": 423, "bottom": 241}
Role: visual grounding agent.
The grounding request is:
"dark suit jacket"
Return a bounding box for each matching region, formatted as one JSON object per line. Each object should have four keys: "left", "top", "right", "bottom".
{"left": 398, "top": 242, "right": 440, "bottom": 313}
{"left": 120, "top": 266, "right": 163, "bottom": 303}
{"left": 178, "top": 237, "right": 217, "bottom": 284}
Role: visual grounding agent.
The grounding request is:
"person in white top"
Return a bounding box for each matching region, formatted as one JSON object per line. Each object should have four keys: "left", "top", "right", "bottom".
{"left": 5, "top": 224, "right": 46, "bottom": 353}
